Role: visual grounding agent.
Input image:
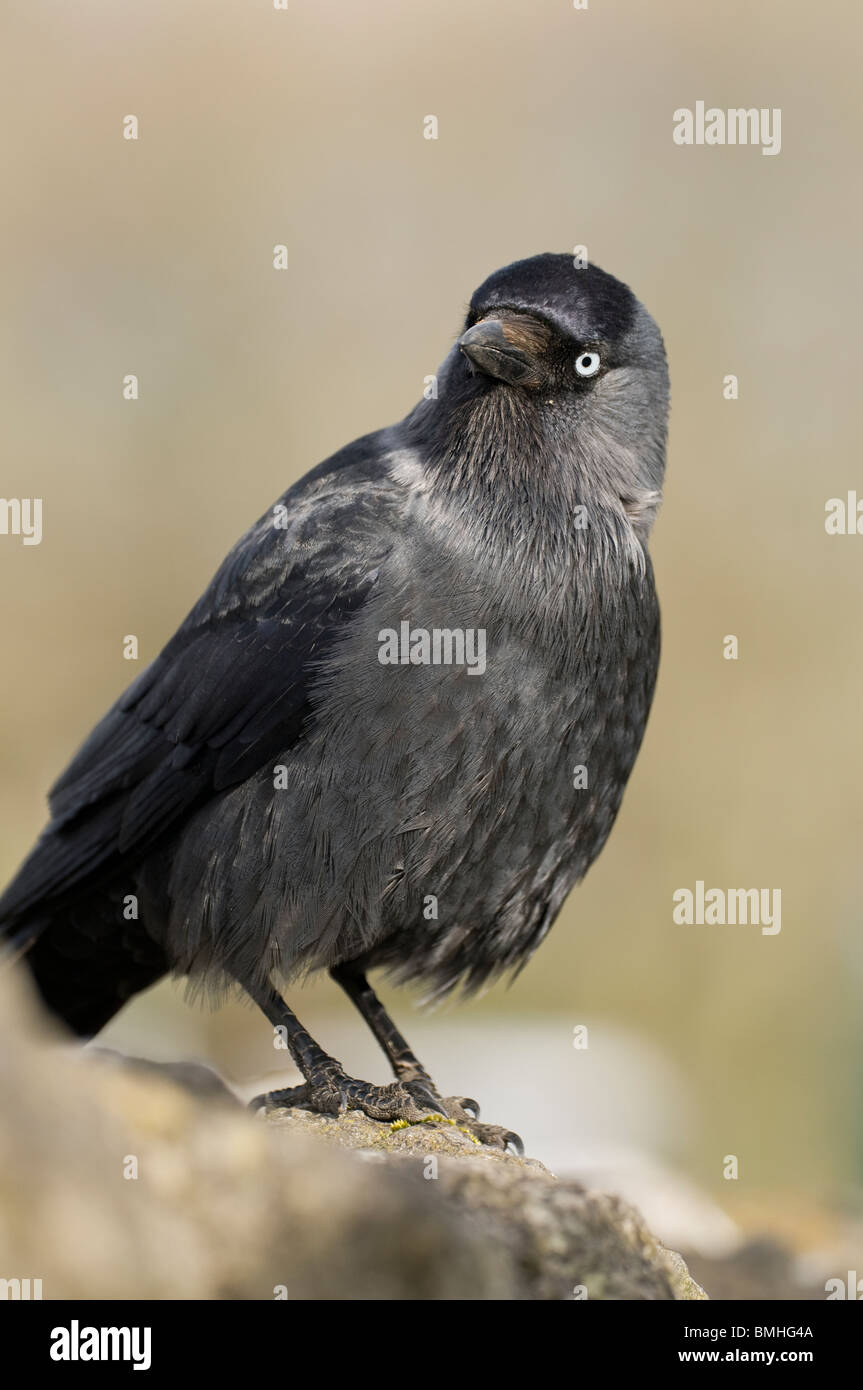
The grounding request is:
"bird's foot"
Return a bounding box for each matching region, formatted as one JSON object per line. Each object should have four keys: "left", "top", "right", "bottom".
{"left": 437, "top": 1094, "right": 524, "bottom": 1155}
{"left": 249, "top": 1062, "right": 446, "bottom": 1125}
{"left": 249, "top": 1066, "right": 523, "bottom": 1153}
{"left": 391, "top": 1067, "right": 524, "bottom": 1154}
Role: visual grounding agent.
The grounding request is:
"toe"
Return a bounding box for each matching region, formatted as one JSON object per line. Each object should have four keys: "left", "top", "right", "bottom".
{"left": 502, "top": 1130, "right": 525, "bottom": 1156}
{"left": 467, "top": 1121, "right": 525, "bottom": 1155}
{"left": 342, "top": 1079, "right": 444, "bottom": 1125}
{"left": 446, "top": 1095, "right": 480, "bottom": 1119}
{"left": 248, "top": 1083, "right": 310, "bottom": 1113}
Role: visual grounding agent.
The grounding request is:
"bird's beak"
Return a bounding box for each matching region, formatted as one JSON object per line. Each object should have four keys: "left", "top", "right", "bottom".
{"left": 458, "top": 316, "right": 548, "bottom": 388}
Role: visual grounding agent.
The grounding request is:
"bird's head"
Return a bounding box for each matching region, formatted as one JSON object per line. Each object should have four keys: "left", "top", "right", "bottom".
{"left": 407, "top": 254, "right": 669, "bottom": 554}
{"left": 458, "top": 254, "right": 664, "bottom": 398}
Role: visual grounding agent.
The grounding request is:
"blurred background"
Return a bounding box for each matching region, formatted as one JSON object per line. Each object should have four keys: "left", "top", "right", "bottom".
{"left": 2, "top": 0, "right": 862, "bottom": 1293}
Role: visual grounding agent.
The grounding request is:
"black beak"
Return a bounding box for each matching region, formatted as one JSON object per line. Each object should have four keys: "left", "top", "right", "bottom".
{"left": 458, "top": 318, "right": 547, "bottom": 388}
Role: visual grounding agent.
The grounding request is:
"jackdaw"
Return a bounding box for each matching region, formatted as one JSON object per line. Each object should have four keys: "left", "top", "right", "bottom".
{"left": 1, "top": 253, "right": 669, "bottom": 1149}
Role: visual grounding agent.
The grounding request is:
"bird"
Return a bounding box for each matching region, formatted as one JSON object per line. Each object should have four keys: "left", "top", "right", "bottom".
{"left": 0, "top": 253, "right": 669, "bottom": 1150}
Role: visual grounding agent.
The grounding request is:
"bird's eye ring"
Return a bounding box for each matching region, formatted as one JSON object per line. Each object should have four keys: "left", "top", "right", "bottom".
{"left": 574, "top": 351, "right": 601, "bottom": 378}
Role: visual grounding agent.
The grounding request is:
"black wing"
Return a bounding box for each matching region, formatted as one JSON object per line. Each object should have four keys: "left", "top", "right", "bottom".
{"left": 0, "top": 440, "right": 396, "bottom": 930}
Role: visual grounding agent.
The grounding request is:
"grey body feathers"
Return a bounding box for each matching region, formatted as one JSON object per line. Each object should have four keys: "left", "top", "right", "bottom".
{"left": 0, "top": 255, "right": 668, "bottom": 1032}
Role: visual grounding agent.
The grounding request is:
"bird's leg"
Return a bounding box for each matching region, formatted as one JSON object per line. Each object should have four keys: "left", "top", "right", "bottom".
{"left": 329, "top": 963, "right": 524, "bottom": 1154}
{"left": 246, "top": 985, "right": 445, "bottom": 1125}
{"left": 330, "top": 962, "right": 439, "bottom": 1091}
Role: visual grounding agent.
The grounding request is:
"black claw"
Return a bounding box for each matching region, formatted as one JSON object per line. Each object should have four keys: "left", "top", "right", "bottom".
{"left": 458, "top": 1097, "right": 480, "bottom": 1119}
{"left": 504, "top": 1131, "right": 524, "bottom": 1156}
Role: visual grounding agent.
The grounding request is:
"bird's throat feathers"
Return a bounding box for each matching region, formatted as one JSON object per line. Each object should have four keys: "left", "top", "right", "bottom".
{"left": 397, "top": 379, "right": 661, "bottom": 613}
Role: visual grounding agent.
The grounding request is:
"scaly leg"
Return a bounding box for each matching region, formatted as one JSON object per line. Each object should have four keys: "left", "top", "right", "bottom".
{"left": 330, "top": 962, "right": 523, "bottom": 1153}
{"left": 247, "top": 984, "right": 444, "bottom": 1124}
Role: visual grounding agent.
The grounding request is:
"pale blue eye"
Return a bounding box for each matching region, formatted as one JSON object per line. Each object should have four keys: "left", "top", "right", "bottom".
{"left": 575, "top": 351, "right": 601, "bottom": 378}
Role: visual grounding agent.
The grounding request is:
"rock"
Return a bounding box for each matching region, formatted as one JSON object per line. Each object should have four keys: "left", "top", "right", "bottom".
{"left": 264, "top": 1106, "right": 706, "bottom": 1299}
{"left": 88, "top": 1048, "right": 241, "bottom": 1106}
{"left": 0, "top": 966, "right": 706, "bottom": 1300}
